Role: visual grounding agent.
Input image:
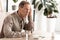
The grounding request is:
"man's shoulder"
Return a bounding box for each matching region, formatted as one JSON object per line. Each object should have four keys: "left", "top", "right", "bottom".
{"left": 8, "top": 11, "right": 17, "bottom": 17}
{"left": 5, "top": 11, "right": 17, "bottom": 19}
{"left": 11, "top": 11, "right": 17, "bottom": 16}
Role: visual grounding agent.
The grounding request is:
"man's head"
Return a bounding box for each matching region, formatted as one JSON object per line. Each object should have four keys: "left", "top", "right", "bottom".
{"left": 18, "top": 1, "right": 31, "bottom": 18}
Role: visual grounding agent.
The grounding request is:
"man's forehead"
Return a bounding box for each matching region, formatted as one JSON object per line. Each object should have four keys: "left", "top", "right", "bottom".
{"left": 24, "top": 4, "right": 30, "bottom": 8}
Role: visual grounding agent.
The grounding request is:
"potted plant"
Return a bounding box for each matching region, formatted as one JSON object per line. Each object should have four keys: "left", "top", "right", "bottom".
{"left": 32, "top": 0, "right": 59, "bottom": 18}
{"left": 12, "top": 0, "right": 18, "bottom": 10}
{"left": 32, "top": 0, "right": 59, "bottom": 38}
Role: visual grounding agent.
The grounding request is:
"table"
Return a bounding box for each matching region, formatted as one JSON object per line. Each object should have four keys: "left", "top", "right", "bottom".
{"left": 0, "top": 33, "right": 52, "bottom": 40}
{"left": 0, "top": 36, "right": 34, "bottom": 40}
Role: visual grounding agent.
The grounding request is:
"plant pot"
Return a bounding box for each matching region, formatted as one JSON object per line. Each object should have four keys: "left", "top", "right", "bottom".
{"left": 47, "top": 18, "right": 57, "bottom": 39}
{"left": 12, "top": 5, "right": 16, "bottom": 10}
{"left": 47, "top": 18, "right": 57, "bottom": 32}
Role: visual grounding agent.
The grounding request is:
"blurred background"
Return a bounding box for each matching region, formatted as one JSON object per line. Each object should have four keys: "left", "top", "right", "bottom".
{"left": 0, "top": 0, "right": 60, "bottom": 40}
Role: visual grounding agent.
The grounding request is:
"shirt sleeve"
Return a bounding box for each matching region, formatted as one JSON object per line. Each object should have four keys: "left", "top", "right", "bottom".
{"left": 3, "top": 15, "right": 21, "bottom": 38}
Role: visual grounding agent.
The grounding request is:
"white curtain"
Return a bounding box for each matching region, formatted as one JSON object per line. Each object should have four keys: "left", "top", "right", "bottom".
{"left": 0, "top": 0, "right": 2, "bottom": 12}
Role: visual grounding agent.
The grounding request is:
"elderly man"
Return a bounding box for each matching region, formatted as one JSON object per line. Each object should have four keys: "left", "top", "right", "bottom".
{"left": 1, "top": 1, "right": 34, "bottom": 38}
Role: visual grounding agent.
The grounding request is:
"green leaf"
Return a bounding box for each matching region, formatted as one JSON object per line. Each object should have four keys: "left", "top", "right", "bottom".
{"left": 50, "top": 3, "right": 55, "bottom": 8}
{"left": 13, "top": 0, "right": 18, "bottom": 3}
{"left": 51, "top": 0, "right": 53, "bottom": 1}
{"left": 44, "top": 8, "right": 52, "bottom": 16}
{"left": 32, "top": 0, "right": 36, "bottom": 5}
{"left": 34, "top": 1, "right": 39, "bottom": 8}
{"left": 38, "top": 3, "right": 43, "bottom": 10}
{"left": 44, "top": 8, "right": 48, "bottom": 16}
{"left": 54, "top": 10, "right": 59, "bottom": 13}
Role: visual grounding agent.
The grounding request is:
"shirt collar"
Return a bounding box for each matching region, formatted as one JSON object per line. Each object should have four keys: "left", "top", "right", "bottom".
{"left": 15, "top": 11, "right": 23, "bottom": 21}
{"left": 15, "top": 11, "right": 27, "bottom": 23}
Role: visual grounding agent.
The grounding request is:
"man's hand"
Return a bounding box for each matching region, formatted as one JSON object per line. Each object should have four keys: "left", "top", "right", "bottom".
{"left": 23, "top": 22, "right": 33, "bottom": 31}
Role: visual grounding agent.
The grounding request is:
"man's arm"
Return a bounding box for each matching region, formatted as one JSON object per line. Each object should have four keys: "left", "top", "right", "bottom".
{"left": 3, "top": 15, "right": 21, "bottom": 38}
{"left": 23, "top": 9, "right": 34, "bottom": 31}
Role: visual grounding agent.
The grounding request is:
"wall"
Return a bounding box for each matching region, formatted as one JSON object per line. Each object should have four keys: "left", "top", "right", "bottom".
{"left": 55, "top": 0, "right": 60, "bottom": 32}
{"left": 0, "top": 0, "right": 6, "bottom": 32}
